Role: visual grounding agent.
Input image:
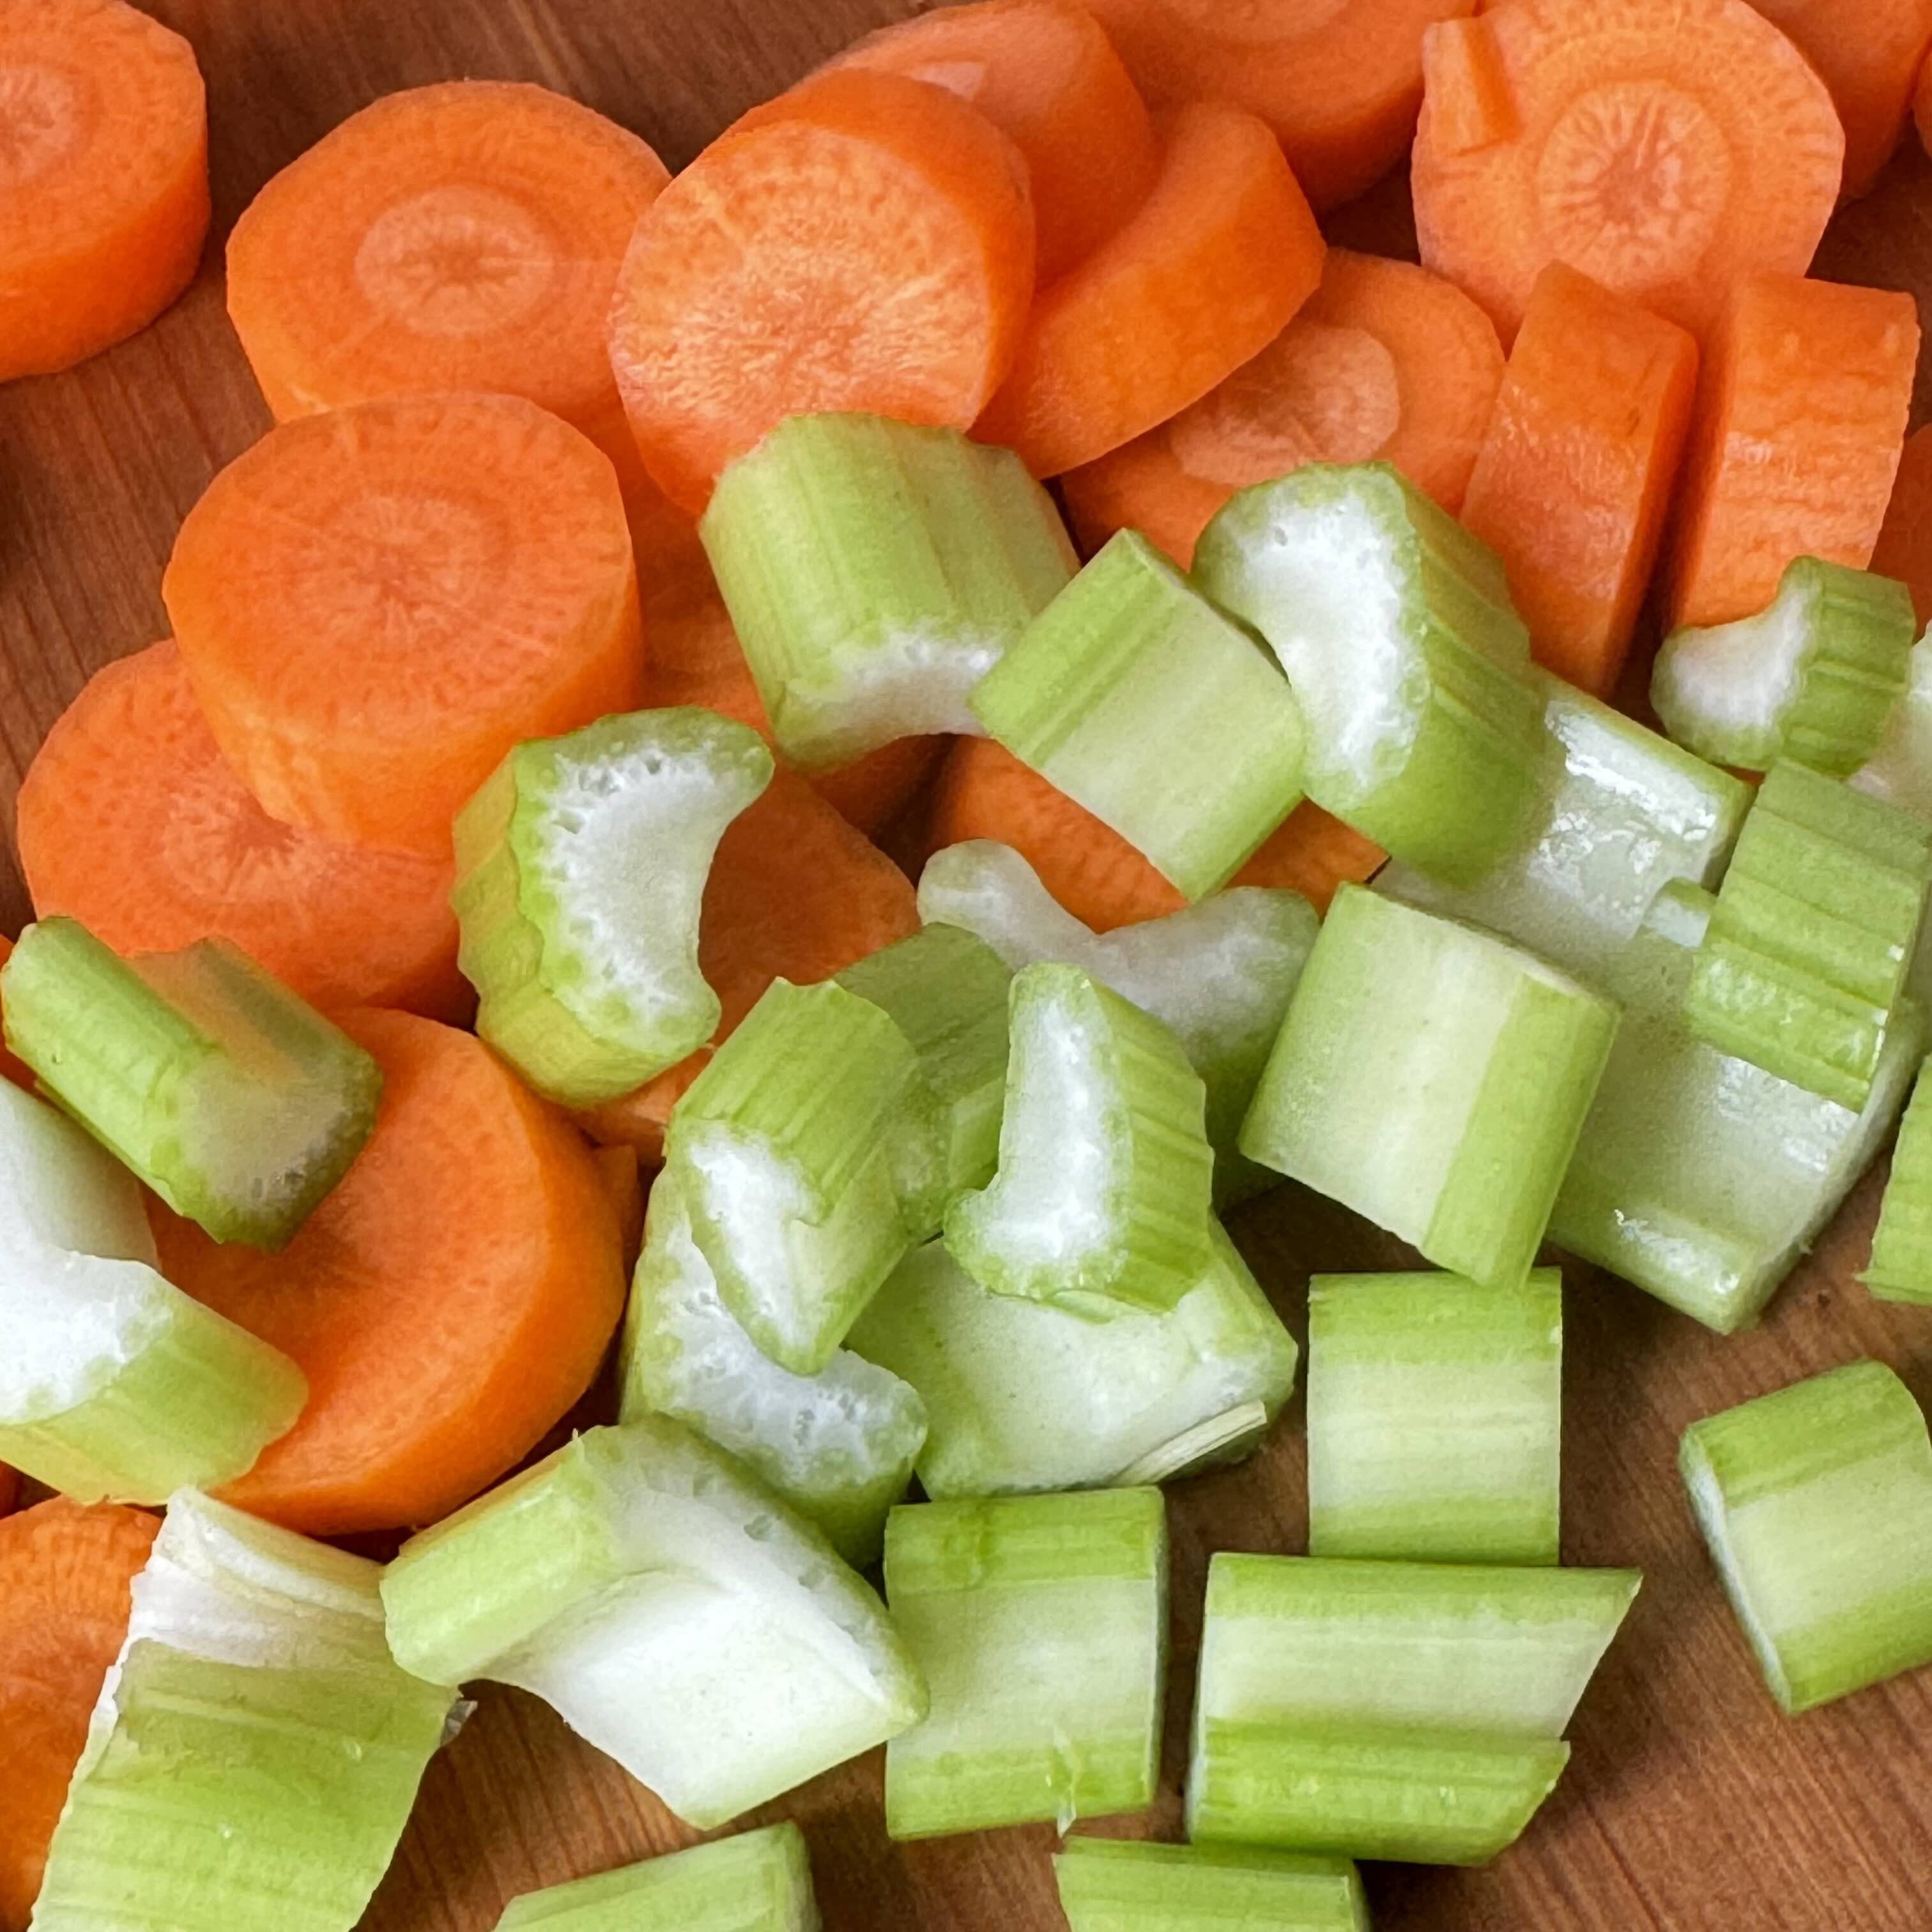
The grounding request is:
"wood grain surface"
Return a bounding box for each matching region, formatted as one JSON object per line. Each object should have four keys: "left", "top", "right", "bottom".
{"left": 6, "top": 5, "right": 1932, "bottom": 1928}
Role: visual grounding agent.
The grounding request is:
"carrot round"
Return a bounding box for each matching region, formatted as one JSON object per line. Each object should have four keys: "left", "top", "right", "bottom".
{"left": 1460, "top": 261, "right": 1699, "bottom": 696}
{"left": 610, "top": 68, "right": 1035, "bottom": 515}
{"left": 974, "top": 100, "right": 1322, "bottom": 478}
{"left": 1411, "top": 0, "right": 1844, "bottom": 343}
{"left": 593, "top": 1144, "right": 646, "bottom": 1268}
{"left": 1872, "top": 424, "right": 1932, "bottom": 625}
{"left": 0, "top": 0, "right": 207, "bottom": 380}
{"left": 162, "top": 392, "right": 644, "bottom": 859}
{"left": 151, "top": 1009, "right": 625, "bottom": 1537}
{"left": 0, "top": 1499, "right": 159, "bottom": 1931}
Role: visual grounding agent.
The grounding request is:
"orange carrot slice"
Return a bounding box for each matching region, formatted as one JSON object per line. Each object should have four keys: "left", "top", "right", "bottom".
{"left": 1412, "top": 0, "right": 1844, "bottom": 342}
{"left": 610, "top": 68, "right": 1035, "bottom": 515}
{"left": 974, "top": 100, "right": 1322, "bottom": 477}
{"left": 1666, "top": 275, "right": 1920, "bottom": 628}
{"left": 593, "top": 1144, "right": 646, "bottom": 1268}
{"left": 1460, "top": 262, "right": 1699, "bottom": 696}
{"left": 0, "top": 1498, "right": 159, "bottom": 1931}
{"left": 1872, "top": 424, "right": 1932, "bottom": 625}
{"left": 151, "top": 1009, "right": 625, "bottom": 1537}
{"left": 162, "top": 392, "right": 644, "bottom": 859}
{"left": 0, "top": 0, "right": 207, "bottom": 379}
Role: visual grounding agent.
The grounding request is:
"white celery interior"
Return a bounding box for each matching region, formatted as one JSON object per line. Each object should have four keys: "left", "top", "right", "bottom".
{"left": 1854, "top": 629, "right": 1932, "bottom": 818}
{"left": 1653, "top": 574, "right": 1816, "bottom": 762}
{"left": 1682, "top": 1445, "right": 1790, "bottom": 1706}
{"left": 788, "top": 624, "right": 1004, "bottom": 754}
{"left": 918, "top": 840, "right": 1096, "bottom": 972}
{"left": 679, "top": 1130, "right": 816, "bottom": 1333}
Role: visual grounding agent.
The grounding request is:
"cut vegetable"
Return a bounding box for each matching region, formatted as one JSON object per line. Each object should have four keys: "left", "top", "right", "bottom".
{"left": 1866, "top": 1062, "right": 1932, "bottom": 1302}
{"left": 883, "top": 1487, "right": 1167, "bottom": 1838}
{"left": 1054, "top": 1839, "right": 1368, "bottom": 1932}
{"left": 1853, "top": 629, "right": 1932, "bottom": 818}
{"left": 1871, "top": 424, "right": 1932, "bottom": 625}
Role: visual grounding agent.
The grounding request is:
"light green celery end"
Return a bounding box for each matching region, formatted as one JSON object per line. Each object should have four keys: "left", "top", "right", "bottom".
{"left": 1866, "top": 1058, "right": 1932, "bottom": 1301}
{"left": 1853, "top": 627, "right": 1932, "bottom": 817}
{"left": 1053, "top": 1839, "right": 1368, "bottom": 1932}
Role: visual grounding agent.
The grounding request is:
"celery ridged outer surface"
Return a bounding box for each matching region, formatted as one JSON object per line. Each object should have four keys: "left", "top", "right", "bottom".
{"left": 1052, "top": 1839, "right": 1367, "bottom": 1932}
{"left": 1866, "top": 1059, "right": 1932, "bottom": 1302}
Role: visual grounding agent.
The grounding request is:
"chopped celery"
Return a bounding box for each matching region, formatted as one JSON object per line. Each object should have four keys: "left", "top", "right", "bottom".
{"left": 1681, "top": 1361, "right": 1932, "bottom": 1713}
{"left": 1239, "top": 887, "right": 1618, "bottom": 1290}
{"left": 969, "top": 530, "right": 1305, "bottom": 901}
{"left": 1652, "top": 558, "right": 1915, "bottom": 776}
{"left": 1193, "top": 461, "right": 1547, "bottom": 885}
{"left": 0, "top": 1078, "right": 306, "bottom": 1503}
{"left": 848, "top": 1228, "right": 1296, "bottom": 1498}
{"left": 381, "top": 1417, "right": 926, "bottom": 1829}
{"left": 1682, "top": 761, "right": 1931, "bottom": 1109}
{"left": 1865, "top": 1060, "right": 1932, "bottom": 1302}
{"left": 450, "top": 707, "right": 773, "bottom": 1108}
{"left": 1853, "top": 627, "right": 1932, "bottom": 818}
{"left": 944, "top": 963, "right": 1214, "bottom": 1317}
{"left": 621, "top": 1173, "right": 926, "bottom": 1568}
{"left": 1307, "top": 1268, "right": 1561, "bottom": 1567}
{"left": 665, "top": 978, "right": 921, "bottom": 1375}
{"left": 32, "top": 1490, "right": 455, "bottom": 1932}
{"left": 1, "top": 918, "right": 380, "bottom": 1250}
{"left": 1052, "top": 1840, "right": 1368, "bottom": 1932}
{"left": 700, "top": 412, "right": 1076, "bottom": 768}
{"left": 883, "top": 1488, "right": 1167, "bottom": 1839}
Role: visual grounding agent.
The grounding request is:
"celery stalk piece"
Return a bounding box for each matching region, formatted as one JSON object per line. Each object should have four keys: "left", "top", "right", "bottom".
{"left": 450, "top": 707, "right": 773, "bottom": 1109}
{"left": 700, "top": 411, "right": 1077, "bottom": 769}
{"left": 32, "top": 1489, "right": 455, "bottom": 1932}
{"left": 943, "top": 963, "right": 1214, "bottom": 1317}
{"left": 1, "top": 917, "right": 381, "bottom": 1250}
{"left": 1681, "top": 1360, "right": 1932, "bottom": 1713}
{"left": 382, "top": 1417, "right": 925, "bottom": 1828}
{"left": 1853, "top": 627, "right": 1932, "bottom": 817}
{"left": 848, "top": 1227, "right": 1296, "bottom": 1498}
{"left": 1682, "top": 760, "right": 1932, "bottom": 1110}
{"left": 0, "top": 1078, "right": 306, "bottom": 1503}
{"left": 1239, "top": 886, "right": 1618, "bottom": 1290}
{"left": 664, "top": 978, "right": 923, "bottom": 1375}
{"left": 883, "top": 1487, "right": 1167, "bottom": 1839}
{"left": 1052, "top": 1839, "right": 1368, "bottom": 1932}
{"left": 1193, "top": 460, "right": 1547, "bottom": 885}
{"left": 969, "top": 530, "right": 1305, "bottom": 901}
{"left": 1652, "top": 558, "right": 1916, "bottom": 776}
{"left": 1307, "top": 1268, "right": 1561, "bottom": 1567}
{"left": 1864, "top": 1060, "right": 1932, "bottom": 1301}
{"left": 620, "top": 1173, "right": 926, "bottom": 1568}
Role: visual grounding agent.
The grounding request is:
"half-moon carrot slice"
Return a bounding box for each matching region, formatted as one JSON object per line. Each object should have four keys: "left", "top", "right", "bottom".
{"left": 151, "top": 1009, "right": 626, "bottom": 1538}
{"left": 1412, "top": 0, "right": 1844, "bottom": 342}
{"left": 1873, "top": 424, "right": 1932, "bottom": 625}
{"left": 0, "top": 0, "right": 208, "bottom": 379}
{"left": 162, "top": 392, "right": 644, "bottom": 859}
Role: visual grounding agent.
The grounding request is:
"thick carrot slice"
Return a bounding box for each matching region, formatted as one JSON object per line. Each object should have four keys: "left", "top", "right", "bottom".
{"left": 0, "top": 0, "right": 207, "bottom": 380}
{"left": 593, "top": 1144, "right": 646, "bottom": 1267}
{"left": 1412, "top": 0, "right": 1844, "bottom": 342}
{"left": 162, "top": 393, "right": 644, "bottom": 859}
{"left": 610, "top": 68, "right": 1035, "bottom": 515}
{"left": 0, "top": 1499, "right": 159, "bottom": 1931}
{"left": 1872, "top": 424, "right": 1932, "bottom": 624}
{"left": 1082, "top": 0, "right": 1475, "bottom": 211}
{"left": 151, "top": 1009, "right": 625, "bottom": 1537}
{"left": 974, "top": 101, "right": 1322, "bottom": 478}
{"left": 1666, "top": 275, "right": 1919, "bottom": 628}
{"left": 1460, "top": 262, "right": 1699, "bottom": 696}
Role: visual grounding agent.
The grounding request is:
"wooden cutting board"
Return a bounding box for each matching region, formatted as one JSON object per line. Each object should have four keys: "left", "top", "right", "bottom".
{"left": 5, "top": 4, "right": 1932, "bottom": 1927}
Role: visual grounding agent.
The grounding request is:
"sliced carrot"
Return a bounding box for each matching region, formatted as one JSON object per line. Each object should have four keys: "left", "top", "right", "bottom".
{"left": 1872, "top": 424, "right": 1932, "bottom": 625}
{"left": 1082, "top": 0, "right": 1475, "bottom": 211}
{"left": 151, "top": 1009, "right": 625, "bottom": 1537}
{"left": 1412, "top": 0, "right": 1844, "bottom": 342}
{"left": 974, "top": 100, "right": 1322, "bottom": 477}
{"left": 593, "top": 1144, "right": 646, "bottom": 1268}
{"left": 1666, "top": 275, "right": 1920, "bottom": 628}
{"left": 162, "top": 392, "right": 644, "bottom": 859}
{"left": 0, "top": 1499, "right": 159, "bottom": 1931}
{"left": 1460, "top": 261, "right": 1699, "bottom": 696}
{"left": 0, "top": 0, "right": 207, "bottom": 380}
{"left": 16, "top": 643, "right": 465, "bottom": 1019}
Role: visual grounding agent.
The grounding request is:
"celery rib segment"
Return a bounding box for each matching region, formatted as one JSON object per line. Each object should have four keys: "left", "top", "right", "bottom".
{"left": 1052, "top": 1839, "right": 1368, "bottom": 1932}
{"left": 1853, "top": 627, "right": 1932, "bottom": 818}
{"left": 1864, "top": 1059, "right": 1932, "bottom": 1302}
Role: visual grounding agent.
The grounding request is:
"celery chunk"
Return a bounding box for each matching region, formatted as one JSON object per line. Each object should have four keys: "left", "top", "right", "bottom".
{"left": 1853, "top": 627, "right": 1932, "bottom": 818}
{"left": 1865, "top": 1059, "right": 1932, "bottom": 1302}
{"left": 1053, "top": 1840, "right": 1368, "bottom": 1932}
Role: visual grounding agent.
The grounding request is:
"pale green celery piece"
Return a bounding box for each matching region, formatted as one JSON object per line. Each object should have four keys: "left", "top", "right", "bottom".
{"left": 1683, "top": 760, "right": 1932, "bottom": 1109}
{"left": 494, "top": 1824, "right": 818, "bottom": 1931}
{"left": 1193, "top": 459, "right": 1547, "bottom": 885}
{"left": 620, "top": 1173, "right": 926, "bottom": 1568}
{"left": 1378, "top": 671, "right": 1751, "bottom": 979}
{"left": 848, "top": 1227, "right": 1296, "bottom": 1498}
{"left": 665, "top": 978, "right": 921, "bottom": 1375}
{"left": 883, "top": 1487, "right": 1167, "bottom": 1839}
{"left": 1652, "top": 557, "right": 1915, "bottom": 775}
{"left": 381, "top": 1417, "right": 926, "bottom": 1830}
{"left": 943, "top": 963, "right": 1214, "bottom": 1317}
{"left": 1865, "top": 1059, "right": 1932, "bottom": 1301}
{"left": 1307, "top": 1268, "right": 1561, "bottom": 1566}
{"left": 969, "top": 530, "right": 1305, "bottom": 901}
{"left": 1680, "top": 1360, "right": 1932, "bottom": 1713}
{"left": 33, "top": 1490, "right": 454, "bottom": 1932}
{"left": 1053, "top": 1839, "right": 1367, "bottom": 1932}
{"left": 450, "top": 707, "right": 773, "bottom": 1109}
{"left": 1, "top": 918, "right": 380, "bottom": 1250}
{"left": 1239, "top": 886, "right": 1618, "bottom": 1290}
{"left": 0, "top": 1079, "right": 306, "bottom": 1502}
{"left": 1853, "top": 627, "right": 1932, "bottom": 817}
{"left": 700, "top": 411, "right": 1077, "bottom": 768}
